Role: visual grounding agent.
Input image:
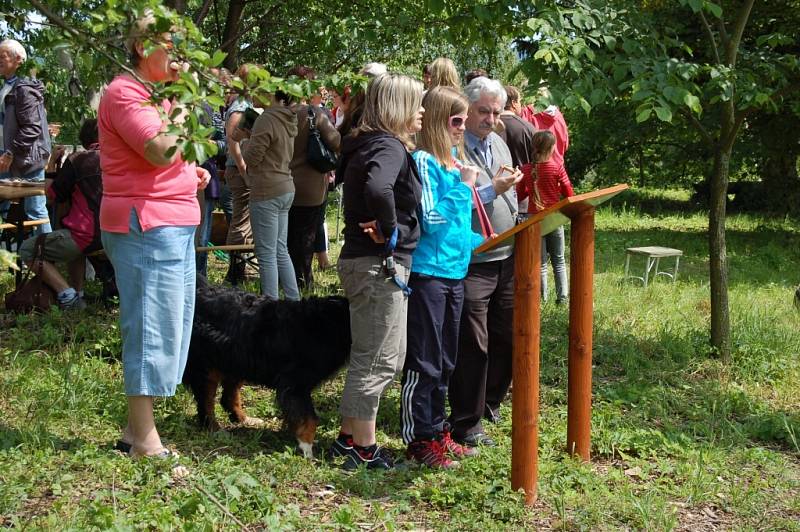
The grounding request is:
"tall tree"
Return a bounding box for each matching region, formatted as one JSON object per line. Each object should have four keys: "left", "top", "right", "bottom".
{"left": 522, "top": 0, "right": 800, "bottom": 360}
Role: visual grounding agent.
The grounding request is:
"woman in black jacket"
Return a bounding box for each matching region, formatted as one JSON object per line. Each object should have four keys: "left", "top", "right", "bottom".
{"left": 329, "top": 73, "right": 424, "bottom": 470}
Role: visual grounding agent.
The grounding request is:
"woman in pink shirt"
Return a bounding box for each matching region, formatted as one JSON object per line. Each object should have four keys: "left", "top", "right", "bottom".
{"left": 98, "top": 14, "right": 210, "bottom": 469}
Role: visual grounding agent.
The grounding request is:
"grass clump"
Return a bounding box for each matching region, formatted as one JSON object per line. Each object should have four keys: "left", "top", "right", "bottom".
{"left": 1, "top": 188, "right": 798, "bottom": 529}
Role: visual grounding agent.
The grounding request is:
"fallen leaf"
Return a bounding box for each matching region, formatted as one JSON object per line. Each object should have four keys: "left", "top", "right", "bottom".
{"left": 624, "top": 466, "right": 643, "bottom": 478}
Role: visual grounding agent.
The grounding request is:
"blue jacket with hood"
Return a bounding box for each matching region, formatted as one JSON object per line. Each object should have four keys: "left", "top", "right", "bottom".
{"left": 411, "top": 150, "right": 484, "bottom": 280}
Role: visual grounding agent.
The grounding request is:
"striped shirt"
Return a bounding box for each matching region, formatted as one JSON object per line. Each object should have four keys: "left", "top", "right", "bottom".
{"left": 517, "top": 159, "right": 574, "bottom": 214}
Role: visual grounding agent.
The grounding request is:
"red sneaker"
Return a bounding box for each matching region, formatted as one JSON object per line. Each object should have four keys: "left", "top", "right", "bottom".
{"left": 440, "top": 428, "right": 479, "bottom": 458}
{"left": 406, "top": 438, "right": 460, "bottom": 469}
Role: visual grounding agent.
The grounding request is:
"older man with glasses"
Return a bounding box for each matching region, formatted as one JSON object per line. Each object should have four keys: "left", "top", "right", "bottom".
{"left": 447, "top": 76, "right": 523, "bottom": 448}
{"left": 0, "top": 39, "right": 52, "bottom": 235}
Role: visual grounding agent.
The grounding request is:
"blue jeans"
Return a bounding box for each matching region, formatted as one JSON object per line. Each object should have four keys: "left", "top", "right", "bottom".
{"left": 250, "top": 192, "right": 300, "bottom": 300}
{"left": 0, "top": 168, "right": 51, "bottom": 236}
{"left": 541, "top": 225, "right": 568, "bottom": 302}
{"left": 195, "top": 184, "right": 233, "bottom": 276}
{"left": 195, "top": 194, "right": 217, "bottom": 277}
{"left": 102, "top": 209, "right": 196, "bottom": 397}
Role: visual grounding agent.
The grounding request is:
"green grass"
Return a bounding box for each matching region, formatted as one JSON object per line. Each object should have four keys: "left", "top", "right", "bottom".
{"left": 1, "top": 188, "right": 799, "bottom": 530}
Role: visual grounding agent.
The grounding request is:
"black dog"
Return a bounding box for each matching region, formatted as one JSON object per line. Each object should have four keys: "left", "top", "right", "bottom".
{"left": 183, "top": 277, "right": 350, "bottom": 457}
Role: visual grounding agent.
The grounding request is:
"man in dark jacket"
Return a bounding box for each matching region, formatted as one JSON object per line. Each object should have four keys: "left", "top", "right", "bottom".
{"left": 0, "top": 39, "right": 52, "bottom": 235}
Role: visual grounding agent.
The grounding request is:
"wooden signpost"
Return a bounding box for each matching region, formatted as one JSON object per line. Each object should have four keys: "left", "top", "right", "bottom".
{"left": 475, "top": 184, "right": 628, "bottom": 504}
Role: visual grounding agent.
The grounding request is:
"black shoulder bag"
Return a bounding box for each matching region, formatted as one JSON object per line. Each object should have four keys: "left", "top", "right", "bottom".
{"left": 306, "top": 107, "right": 338, "bottom": 173}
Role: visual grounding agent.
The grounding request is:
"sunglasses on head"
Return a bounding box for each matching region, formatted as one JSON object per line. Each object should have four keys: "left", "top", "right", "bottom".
{"left": 449, "top": 115, "right": 467, "bottom": 128}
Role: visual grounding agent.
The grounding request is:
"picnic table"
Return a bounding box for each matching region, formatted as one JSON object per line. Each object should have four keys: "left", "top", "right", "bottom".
{"left": 0, "top": 182, "right": 49, "bottom": 285}
{"left": 623, "top": 246, "right": 683, "bottom": 287}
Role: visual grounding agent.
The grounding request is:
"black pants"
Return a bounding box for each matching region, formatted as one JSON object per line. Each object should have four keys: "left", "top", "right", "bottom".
{"left": 448, "top": 256, "right": 514, "bottom": 439}
{"left": 401, "top": 274, "right": 464, "bottom": 443}
{"left": 287, "top": 204, "right": 324, "bottom": 290}
{"left": 313, "top": 196, "right": 328, "bottom": 253}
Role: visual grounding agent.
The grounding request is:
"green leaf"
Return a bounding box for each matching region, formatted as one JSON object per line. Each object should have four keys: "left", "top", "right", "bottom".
{"left": 579, "top": 96, "right": 592, "bottom": 115}
{"left": 426, "top": 0, "right": 445, "bottom": 12}
{"left": 211, "top": 50, "right": 227, "bottom": 67}
{"left": 705, "top": 2, "right": 723, "bottom": 18}
{"left": 636, "top": 108, "right": 652, "bottom": 123}
{"left": 655, "top": 106, "right": 673, "bottom": 122}
{"left": 164, "top": 145, "right": 178, "bottom": 159}
{"left": 192, "top": 142, "right": 207, "bottom": 164}
{"left": 237, "top": 473, "right": 260, "bottom": 488}
{"left": 683, "top": 93, "right": 702, "bottom": 114}
{"left": 686, "top": 0, "right": 703, "bottom": 12}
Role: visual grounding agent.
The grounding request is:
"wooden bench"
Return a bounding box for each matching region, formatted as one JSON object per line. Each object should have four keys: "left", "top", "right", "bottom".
{"left": 623, "top": 246, "right": 682, "bottom": 287}
{"left": 0, "top": 218, "right": 51, "bottom": 233}
{"left": 196, "top": 244, "right": 257, "bottom": 285}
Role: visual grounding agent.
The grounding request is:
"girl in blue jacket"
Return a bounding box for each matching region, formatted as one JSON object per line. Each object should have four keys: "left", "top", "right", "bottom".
{"left": 401, "top": 86, "right": 485, "bottom": 468}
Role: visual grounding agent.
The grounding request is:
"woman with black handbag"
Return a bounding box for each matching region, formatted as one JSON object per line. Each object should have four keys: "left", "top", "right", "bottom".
{"left": 286, "top": 66, "right": 341, "bottom": 290}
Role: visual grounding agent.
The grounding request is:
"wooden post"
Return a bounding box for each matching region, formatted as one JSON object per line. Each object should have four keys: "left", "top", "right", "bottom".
{"left": 473, "top": 185, "right": 628, "bottom": 502}
{"left": 511, "top": 223, "right": 541, "bottom": 504}
{"left": 567, "top": 208, "right": 595, "bottom": 460}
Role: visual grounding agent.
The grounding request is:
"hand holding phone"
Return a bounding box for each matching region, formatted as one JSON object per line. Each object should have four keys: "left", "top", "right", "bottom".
{"left": 492, "top": 164, "right": 523, "bottom": 195}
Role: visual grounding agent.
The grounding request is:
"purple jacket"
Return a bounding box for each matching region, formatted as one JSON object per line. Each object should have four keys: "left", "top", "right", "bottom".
{"left": 3, "top": 77, "right": 51, "bottom": 176}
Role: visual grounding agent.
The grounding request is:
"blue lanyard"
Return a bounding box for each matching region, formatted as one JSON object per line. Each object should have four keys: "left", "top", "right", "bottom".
{"left": 384, "top": 227, "right": 412, "bottom": 297}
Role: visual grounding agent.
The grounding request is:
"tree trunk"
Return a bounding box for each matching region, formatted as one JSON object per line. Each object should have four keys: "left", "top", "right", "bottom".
{"left": 221, "top": 0, "right": 246, "bottom": 71}
{"left": 638, "top": 145, "right": 645, "bottom": 188}
{"left": 708, "top": 148, "right": 731, "bottom": 361}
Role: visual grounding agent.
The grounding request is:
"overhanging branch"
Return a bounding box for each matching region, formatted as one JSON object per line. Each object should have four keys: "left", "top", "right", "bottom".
{"left": 680, "top": 107, "right": 715, "bottom": 147}
{"left": 699, "top": 10, "right": 721, "bottom": 65}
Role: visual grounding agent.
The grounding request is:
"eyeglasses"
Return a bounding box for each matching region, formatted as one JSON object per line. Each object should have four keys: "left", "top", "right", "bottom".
{"left": 449, "top": 115, "right": 467, "bottom": 128}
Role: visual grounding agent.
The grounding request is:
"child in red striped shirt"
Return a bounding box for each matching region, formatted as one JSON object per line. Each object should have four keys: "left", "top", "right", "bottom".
{"left": 517, "top": 130, "right": 574, "bottom": 303}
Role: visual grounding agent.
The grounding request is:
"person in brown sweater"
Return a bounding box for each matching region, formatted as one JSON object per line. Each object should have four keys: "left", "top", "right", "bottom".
{"left": 241, "top": 90, "right": 300, "bottom": 300}
{"left": 286, "top": 66, "right": 342, "bottom": 290}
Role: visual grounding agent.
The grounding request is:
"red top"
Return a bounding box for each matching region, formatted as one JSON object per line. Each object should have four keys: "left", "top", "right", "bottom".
{"left": 521, "top": 105, "right": 569, "bottom": 168}
{"left": 517, "top": 160, "right": 574, "bottom": 214}
{"left": 98, "top": 75, "right": 199, "bottom": 233}
{"left": 47, "top": 184, "right": 93, "bottom": 250}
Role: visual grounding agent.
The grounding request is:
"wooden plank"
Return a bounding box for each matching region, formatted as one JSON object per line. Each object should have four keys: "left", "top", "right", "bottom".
{"left": 196, "top": 244, "right": 255, "bottom": 252}
{"left": 0, "top": 219, "right": 51, "bottom": 231}
{"left": 474, "top": 184, "right": 628, "bottom": 254}
{"left": 0, "top": 184, "right": 46, "bottom": 201}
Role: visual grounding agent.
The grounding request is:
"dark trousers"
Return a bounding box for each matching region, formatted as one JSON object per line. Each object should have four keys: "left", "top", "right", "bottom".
{"left": 401, "top": 274, "right": 464, "bottom": 443}
{"left": 313, "top": 196, "right": 328, "bottom": 253}
{"left": 287, "top": 204, "right": 324, "bottom": 290}
{"left": 448, "top": 256, "right": 514, "bottom": 439}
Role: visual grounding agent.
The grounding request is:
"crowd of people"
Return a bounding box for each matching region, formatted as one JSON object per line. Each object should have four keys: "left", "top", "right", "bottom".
{"left": 1, "top": 13, "right": 575, "bottom": 472}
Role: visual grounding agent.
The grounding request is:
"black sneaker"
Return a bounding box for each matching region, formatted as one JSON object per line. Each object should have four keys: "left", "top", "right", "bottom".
{"left": 341, "top": 444, "right": 394, "bottom": 470}
{"left": 484, "top": 406, "right": 502, "bottom": 424}
{"left": 329, "top": 433, "right": 354, "bottom": 458}
{"left": 455, "top": 432, "right": 496, "bottom": 448}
